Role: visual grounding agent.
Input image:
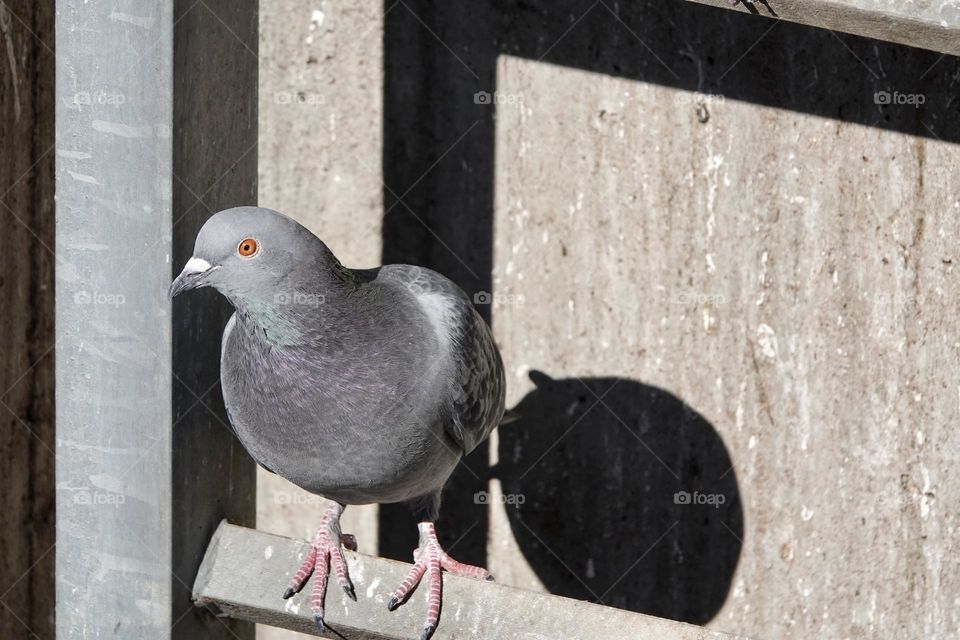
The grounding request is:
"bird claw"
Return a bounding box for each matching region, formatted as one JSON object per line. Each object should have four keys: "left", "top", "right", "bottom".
{"left": 387, "top": 522, "right": 492, "bottom": 637}
{"left": 282, "top": 504, "right": 356, "bottom": 629}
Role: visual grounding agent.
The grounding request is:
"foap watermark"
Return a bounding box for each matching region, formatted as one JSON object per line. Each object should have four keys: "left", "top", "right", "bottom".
{"left": 474, "top": 490, "right": 525, "bottom": 508}
{"left": 870, "top": 291, "right": 926, "bottom": 307}
{"left": 473, "top": 291, "right": 525, "bottom": 306}
{"left": 673, "top": 92, "right": 725, "bottom": 107}
{"left": 473, "top": 90, "right": 524, "bottom": 106}
{"left": 670, "top": 290, "right": 727, "bottom": 306}
{"left": 674, "top": 490, "right": 726, "bottom": 509}
{"left": 73, "top": 290, "right": 126, "bottom": 307}
{"left": 274, "top": 291, "right": 325, "bottom": 307}
{"left": 72, "top": 90, "right": 126, "bottom": 107}
{"left": 73, "top": 490, "right": 126, "bottom": 506}
{"left": 874, "top": 90, "right": 925, "bottom": 108}
{"left": 274, "top": 91, "right": 326, "bottom": 107}
{"left": 60, "top": 483, "right": 127, "bottom": 507}
{"left": 273, "top": 491, "right": 326, "bottom": 506}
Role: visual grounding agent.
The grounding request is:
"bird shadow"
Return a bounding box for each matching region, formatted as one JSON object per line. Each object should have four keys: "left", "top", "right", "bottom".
{"left": 495, "top": 370, "right": 742, "bottom": 625}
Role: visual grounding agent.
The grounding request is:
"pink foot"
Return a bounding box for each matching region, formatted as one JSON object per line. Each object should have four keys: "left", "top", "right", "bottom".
{"left": 387, "top": 522, "right": 494, "bottom": 640}
{"left": 282, "top": 502, "right": 357, "bottom": 633}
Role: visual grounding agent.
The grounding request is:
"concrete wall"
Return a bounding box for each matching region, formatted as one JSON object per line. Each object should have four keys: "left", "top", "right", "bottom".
{"left": 259, "top": 2, "right": 960, "bottom": 639}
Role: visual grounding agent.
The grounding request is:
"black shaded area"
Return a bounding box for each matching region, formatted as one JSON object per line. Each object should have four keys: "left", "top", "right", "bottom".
{"left": 0, "top": 2, "right": 55, "bottom": 638}
{"left": 379, "top": 0, "right": 498, "bottom": 568}
{"left": 490, "top": 0, "right": 958, "bottom": 143}
{"left": 498, "top": 372, "right": 742, "bottom": 624}
{"left": 171, "top": 0, "right": 258, "bottom": 638}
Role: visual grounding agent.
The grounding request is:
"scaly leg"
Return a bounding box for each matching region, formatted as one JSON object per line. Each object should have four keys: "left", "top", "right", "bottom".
{"left": 387, "top": 522, "right": 494, "bottom": 640}
{"left": 282, "top": 501, "right": 358, "bottom": 633}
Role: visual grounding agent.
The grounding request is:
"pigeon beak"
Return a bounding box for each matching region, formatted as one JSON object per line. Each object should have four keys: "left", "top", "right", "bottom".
{"left": 168, "top": 257, "right": 218, "bottom": 299}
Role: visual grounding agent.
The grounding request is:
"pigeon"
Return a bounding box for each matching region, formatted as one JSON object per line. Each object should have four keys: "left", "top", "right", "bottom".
{"left": 169, "top": 206, "right": 508, "bottom": 640}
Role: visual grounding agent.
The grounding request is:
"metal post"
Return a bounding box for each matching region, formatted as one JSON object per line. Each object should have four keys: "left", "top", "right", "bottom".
{"left": 55, "top": 1, "right": 257, "bottom": 637}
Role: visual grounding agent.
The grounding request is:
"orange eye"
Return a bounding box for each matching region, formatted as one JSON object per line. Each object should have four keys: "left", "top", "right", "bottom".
{"left": 237, "top": 237, "right": 259, "bottom": 257}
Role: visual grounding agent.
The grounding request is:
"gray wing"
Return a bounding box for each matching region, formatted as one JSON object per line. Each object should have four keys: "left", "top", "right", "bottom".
{"left": 372, "top": 265, "right": 506, "bottom": 455}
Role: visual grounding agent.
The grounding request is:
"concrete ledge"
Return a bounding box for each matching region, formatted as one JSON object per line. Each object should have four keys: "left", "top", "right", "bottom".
{"left": 686, "top": 0, "right": 960, "bottom": 56}
{"left": 194, "top": 521, "right": 751, "bottom": 640}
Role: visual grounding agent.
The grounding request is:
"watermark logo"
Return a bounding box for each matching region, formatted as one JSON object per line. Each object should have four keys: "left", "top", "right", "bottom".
{"left": 874, "top": 90, "right": 925, "bottom": 108}
{"left": 670, "top": 290, "right": 726, "bottom": 306}
{"left": 473, "top": 291, "right": 525, "bottom": 306}
{"left": 60, "top": 483, "right": 126, "bottom": 507}
{"left": 274, "top": 491, "right": 326, "bottom": 506}
{"left": 274, "top": 91, "right": 326, "bottom": 107}
{"left": 72, "top": 90, "right": 126, "bottom": 107}
{"left": 474, "top": 490, "right": 525, "bottom": 507}
{"left": 673, "top": 92, "right": 725, "bottom": 107}
{"left": 674, "top": 490, "right": 726, "bottom": 509}
{"left": 73, "top": 490, "right": 126, "bottom": 506}
{"left": 871, "top": 291, "right": 926, "bottom": 307}
{"left": 274, "top": 291, "right": 325, "bottom": 307}
{"left": 473, "top": 90, "right": 524, "bottom": 106}
{"left": 73, "top": 290, "right": 126, "bottom": 307}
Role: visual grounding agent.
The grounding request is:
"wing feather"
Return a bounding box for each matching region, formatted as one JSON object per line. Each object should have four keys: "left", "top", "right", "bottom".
{"left": 376, "top": 265, "right": 506, "bottom": 455}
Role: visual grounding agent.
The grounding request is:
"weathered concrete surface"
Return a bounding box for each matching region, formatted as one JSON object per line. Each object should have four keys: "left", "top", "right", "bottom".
{"left": 490, "top": 53, "right": 960, "bottom": 639}
{"left": 258, "top": 4, "right": 384, "bottom": 637}
{"left": 257, "top": 1, "right": 960, "bottom": 639}
{"left": 687, "top": 0, "right": 960, "bottom": 57}
{"left": 258, "top": 0, "right": 384, "bottom": 262}
{"left": 196, "top": 522, "right": 751, "bottom": 640}
{"left": 0, "top": 2, "right": 54, "bottom": 638}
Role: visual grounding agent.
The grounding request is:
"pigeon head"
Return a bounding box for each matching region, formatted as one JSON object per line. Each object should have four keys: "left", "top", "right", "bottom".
{"left": 169, "top": 206, "right": 350, "bottom": 319}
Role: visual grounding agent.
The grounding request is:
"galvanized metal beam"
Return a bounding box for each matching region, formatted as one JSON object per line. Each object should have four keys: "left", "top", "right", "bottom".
{"left": 686, "top": 0, "right": 960, "bottom": 56}
{"left": 194, "top": 522, "right": 751, "bottom": 640}
{"left": 55, "top": 1, "right": 257, "bottom": 638}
